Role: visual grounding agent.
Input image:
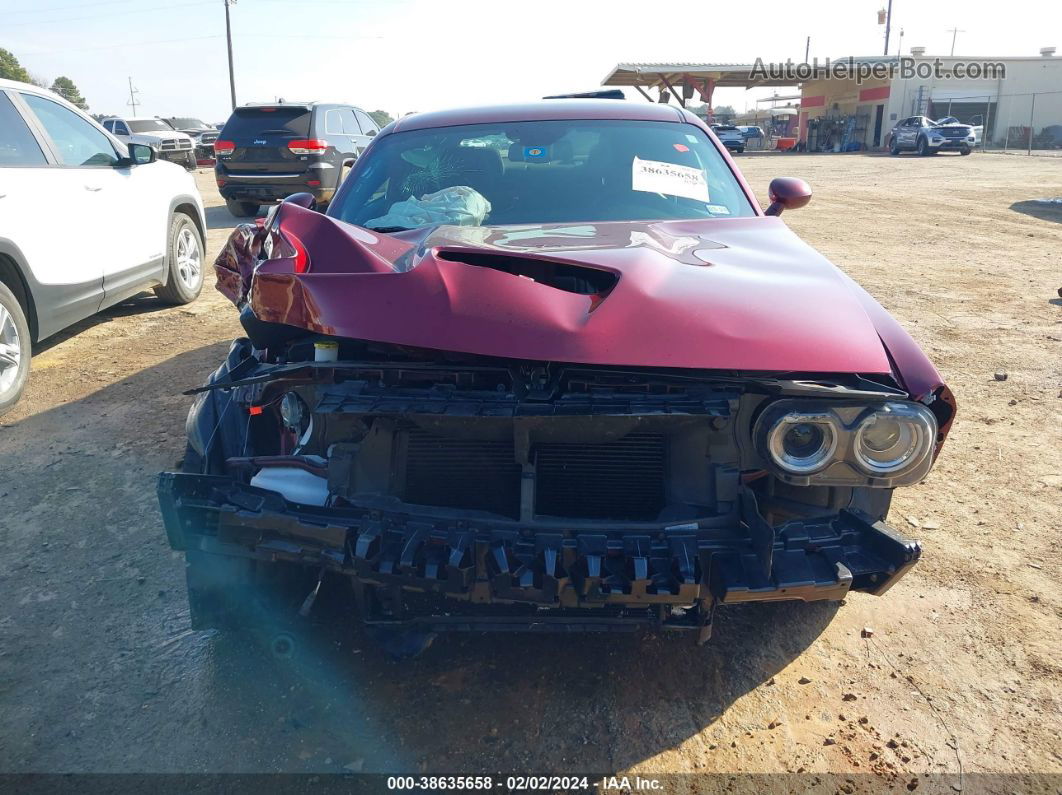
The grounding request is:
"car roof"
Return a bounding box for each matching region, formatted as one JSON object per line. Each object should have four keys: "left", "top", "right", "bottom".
{"left": 391, "top": 100, "right": 692, "bottom": 133}
{"left": 0, "top": 77, "right": 67, "bottom": 103}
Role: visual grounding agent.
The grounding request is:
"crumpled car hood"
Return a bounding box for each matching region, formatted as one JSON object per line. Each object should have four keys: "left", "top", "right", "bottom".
{"left": 219, "top": 203, "right": 894, "bottom": 374}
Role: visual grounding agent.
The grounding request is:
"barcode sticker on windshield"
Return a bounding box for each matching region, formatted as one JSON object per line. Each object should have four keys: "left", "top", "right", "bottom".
{"left": 631, "top": 157, "right": 709, "bottom": 202}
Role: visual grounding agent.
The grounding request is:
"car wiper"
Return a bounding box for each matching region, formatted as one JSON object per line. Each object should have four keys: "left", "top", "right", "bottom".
{"left": 366, "top": 225, "right": 416, "bottom": 233}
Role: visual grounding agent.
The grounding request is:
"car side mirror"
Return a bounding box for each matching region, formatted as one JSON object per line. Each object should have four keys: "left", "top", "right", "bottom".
{"left": 116, "top": 142, "right": 155, "bottom": 168}
{"left": 283, "top": 192, "right": 318, "bottom": 211}
{"left": 765, "top": 177, "right": 812, "bottom": 216}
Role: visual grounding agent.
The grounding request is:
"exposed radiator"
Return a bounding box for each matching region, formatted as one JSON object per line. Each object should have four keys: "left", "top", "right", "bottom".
{"left": 401, "top": 429, "right": 667, "bottom": 522}
{"left": 402, "top": 430, "right": 522, "bottom": 518}
{"left": 534, "top": 433, "right": 666, "bottom": 521}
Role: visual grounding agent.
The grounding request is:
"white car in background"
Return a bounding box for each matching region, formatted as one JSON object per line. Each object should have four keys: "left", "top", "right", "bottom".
{"left": 102, "top": 116, "right": 197, "bottom": 170}
{"left": 0, "top": 78, "right": 206, "bottom": 416}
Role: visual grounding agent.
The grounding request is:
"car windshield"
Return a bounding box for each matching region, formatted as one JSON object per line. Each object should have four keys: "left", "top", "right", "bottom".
{"left": 330, "top": 119, "right": 755, "bottom": 231}
{"left": 128, "top": 119, "right": 173, "bottom": 133}
{"left": 934, "top": 117, "right": 962, "bottom": 125}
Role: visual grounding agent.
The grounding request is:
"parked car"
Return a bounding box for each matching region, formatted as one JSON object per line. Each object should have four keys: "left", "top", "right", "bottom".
{"left": 888, "top": 116, "right": 975, "bottom": 155}
{"left": 0, "top": 78, "right": 206, "bottom": 416}
{"left": 213, "top": 101, "right": 380, "bottom": 217}
{"left": 164, "top": 117, "right": 219, "bottom": 164}
{"left": 711, "top": 123, "right": 745, "bottom": 153}
{"left": 935, "top": 116, "right": 983, "bottom": 146}
{"left": 737, "top": 125, "right": 765, "bottom": 141}
{"left": 159, "top": 100, "right": 955, "bottom": 658}
{"left": 101, "top": 116, "right": 197, "bottom": 170}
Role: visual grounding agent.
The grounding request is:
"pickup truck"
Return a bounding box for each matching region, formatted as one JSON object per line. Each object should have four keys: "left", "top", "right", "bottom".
{"left": 102, "top": 116, "right": 197, "bottom": 170}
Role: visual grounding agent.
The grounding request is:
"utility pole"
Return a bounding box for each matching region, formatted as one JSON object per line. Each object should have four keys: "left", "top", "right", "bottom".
{"left": 224, "top": 0, "right": 237, "bottom": 110}
{"left": 947, "top": 26, "right": 965, "bottom": 56}
{"left": 805, "top": 36, "right": 810, "bottom": 62}
{"left": 126, "top": 76, "right": 139, "bottom": 115}
{"left": 883, "top": 0, "right": 893, "bottom": 56}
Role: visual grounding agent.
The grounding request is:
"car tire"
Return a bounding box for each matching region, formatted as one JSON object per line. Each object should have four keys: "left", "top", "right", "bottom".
{"left": 917, "top": 136, "right": 930, "bottom": 156}
{"left": 736, "top": 147, "right": 744, "bottom": 154}
{"left": 225, "top": 198, "right": 259, "bottom": 218}
{"left": 0, "top": 282, "right": 31, "bottom": 418}
{"left": 154, "top": 212, "right": 205, "bottom": 305}
{"left": 960, "top": 147, "right": 972, "bottom": 156}
{"left": 184, "top": 151, "right": 197, "bottom": 171}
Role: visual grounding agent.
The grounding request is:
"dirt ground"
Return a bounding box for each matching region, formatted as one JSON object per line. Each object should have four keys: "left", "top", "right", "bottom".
{"left": 1, "top": 153, "right": 1059, "bottom": 791}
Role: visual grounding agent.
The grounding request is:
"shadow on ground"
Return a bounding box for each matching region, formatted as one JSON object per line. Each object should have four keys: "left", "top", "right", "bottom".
{"left": 0, "top": 343, "right": 837, "bottom": 774}
{"left": 32, "top": 292, "right": 175, "bottom": 356}
{"left": 1010, "top": 199, "right": 1062, "bottom": 224}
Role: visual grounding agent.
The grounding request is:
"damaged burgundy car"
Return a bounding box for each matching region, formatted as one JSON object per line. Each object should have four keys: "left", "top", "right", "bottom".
{"left": 158, "top": 101, "right": 955, "bottom": 655}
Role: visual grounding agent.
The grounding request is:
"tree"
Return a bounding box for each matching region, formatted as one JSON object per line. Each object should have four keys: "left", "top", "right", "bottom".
{"left": 50, "top": 76, "right": 88, "bottom": 110}
{"left": 0, "top": 48, "right": 31, "bottom": 83}
{"left": 367, "top": 110, "right": 394, "bottom": 128}
{"left": 713, "top": 105, "right": 737, "bottom": 123}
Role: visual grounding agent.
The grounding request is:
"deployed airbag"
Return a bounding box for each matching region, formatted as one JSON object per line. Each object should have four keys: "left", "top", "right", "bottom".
{"left": 366, "top": 185, "right": 491, "bottom": 230}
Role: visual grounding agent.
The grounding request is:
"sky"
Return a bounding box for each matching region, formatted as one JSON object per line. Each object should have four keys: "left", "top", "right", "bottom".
{"left": 3, "top": 0, "right": 1060, "bottom": 123}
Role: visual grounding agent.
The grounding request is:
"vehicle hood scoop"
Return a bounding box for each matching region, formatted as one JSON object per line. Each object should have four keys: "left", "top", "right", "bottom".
{"left": 435, "top": 250, "right": 619, "bottom": 298}
{"left": 233, "top": 204, "right": 893, "bottom": 374}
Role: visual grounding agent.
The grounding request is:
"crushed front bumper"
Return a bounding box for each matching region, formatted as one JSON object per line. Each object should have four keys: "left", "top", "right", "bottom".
{"left": 158, "top": 473, "right": 920, "bottom": 638}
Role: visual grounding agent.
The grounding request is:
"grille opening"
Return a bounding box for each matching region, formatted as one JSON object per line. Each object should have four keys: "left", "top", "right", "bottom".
{"left": 438, "top": 251, "right": 617, "bottom": 296}
{"left": 402, "top": 429, "right": 521, "bottom": 518}
{"left": 534, "top": 433, "right": 667, "bottom": 521}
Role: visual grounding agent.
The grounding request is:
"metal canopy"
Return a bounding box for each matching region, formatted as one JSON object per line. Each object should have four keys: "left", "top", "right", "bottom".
{"left": 602, "top": 63, "right": 801, "bottom": 107}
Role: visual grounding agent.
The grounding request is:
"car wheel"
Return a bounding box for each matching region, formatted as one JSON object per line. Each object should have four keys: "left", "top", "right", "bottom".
{"left": 889, "top": 141, "right": 900, "bottom": 155}
{"left": 736, "top": 147, "right": 744, "bottom": 154}
{"left": 184, "top": 151, "right": 197, "bottom": 171}
{"left": 154, "top": 212, "right": 205, "bottom": 305}
{"left": 225, "top": 198, "right": 259, "bottom": 218}
{"left": 960, "top": 147, "right": 972, "bottom": 156}
{"left": 917, "top": 136, "right": 930, "bottom": 156}
{"left": 0, "top": 282, "right": 31, "bottom": 418}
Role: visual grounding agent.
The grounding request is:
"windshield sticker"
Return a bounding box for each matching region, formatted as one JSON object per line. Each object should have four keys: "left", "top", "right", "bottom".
{"left": 631, "top": 156, "right": 709, "bottom": 202}
{"left": 706, "top": 204, "right": 731, "bottom": 215}
{"left": 523, "top": 145, "right": 549, "bottom": 162}
{"left": 673, "top": 143, "right": 690, "bottom": 152}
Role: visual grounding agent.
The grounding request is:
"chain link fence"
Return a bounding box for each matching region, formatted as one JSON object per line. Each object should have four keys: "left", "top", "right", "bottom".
{"left": 926, "top": 89, "right": 1062, "bottom": 155}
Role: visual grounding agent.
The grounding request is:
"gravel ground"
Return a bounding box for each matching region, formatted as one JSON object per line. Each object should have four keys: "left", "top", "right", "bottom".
{"left": 0, "top": 154, "right": 1059, "bottom": 790}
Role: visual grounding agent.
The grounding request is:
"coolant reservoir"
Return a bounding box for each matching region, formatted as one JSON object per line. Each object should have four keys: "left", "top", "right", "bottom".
{"left": 250, "top": 467, "right": 329, "bottom": 506}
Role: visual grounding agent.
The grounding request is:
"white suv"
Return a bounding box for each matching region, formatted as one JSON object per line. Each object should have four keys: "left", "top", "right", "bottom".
{"left": 0, "top": 78, "right": 206, "bottom": 416}
{"left": 102, "top": 116, "right": 197, "bottom": 171}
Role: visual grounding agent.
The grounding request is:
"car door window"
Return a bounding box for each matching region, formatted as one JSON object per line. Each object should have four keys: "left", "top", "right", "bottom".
{"left": 114, "top": 121, "right": 129, "bottom": 136}
{"left": 324, "top": 109, "right": 344, "bottom": 136}
{"left": 341, "top": 109, "right": 361, "bottom": 135}
{"left": 354, "top": 110, "right": 378, "bottom": 136}
{"left": 0, "top": 93, "right": 47, "bottom": 166}
{"left": 21, "top": 94, "right": 118, "bottom": 167}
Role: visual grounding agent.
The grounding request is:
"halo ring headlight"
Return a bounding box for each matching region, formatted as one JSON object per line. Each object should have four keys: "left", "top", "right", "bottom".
{"left": 766, "top": 413, "right": 839, "bottom": 474}
{"left": 854, "top": 404, "right": 936, "bottom": 475}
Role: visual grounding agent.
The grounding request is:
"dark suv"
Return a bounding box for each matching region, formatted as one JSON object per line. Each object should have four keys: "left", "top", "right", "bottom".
{"left": 214, "top": 102, "right": 380, "bottom": 217}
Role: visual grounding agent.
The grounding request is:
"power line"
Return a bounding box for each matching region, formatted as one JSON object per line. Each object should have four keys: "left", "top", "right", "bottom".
{"left": 2, "top": 1, "right": 215, "bottom": 27}
{"left": 4, "top": 0, "right": 153, "bottom": 16}
{"left": 24, "top": 34, "right": 223, "bottom": 54}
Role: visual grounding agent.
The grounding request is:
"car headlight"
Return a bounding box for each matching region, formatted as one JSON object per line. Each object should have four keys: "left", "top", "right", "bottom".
{"left": 755, "top": 400, "right": 938, "bottom": 487}
{"left": 766, "top": 411, "right": 839, "bottom": 474}
{"left": 853, "top": 403, "right": 936, "bottom": 475}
